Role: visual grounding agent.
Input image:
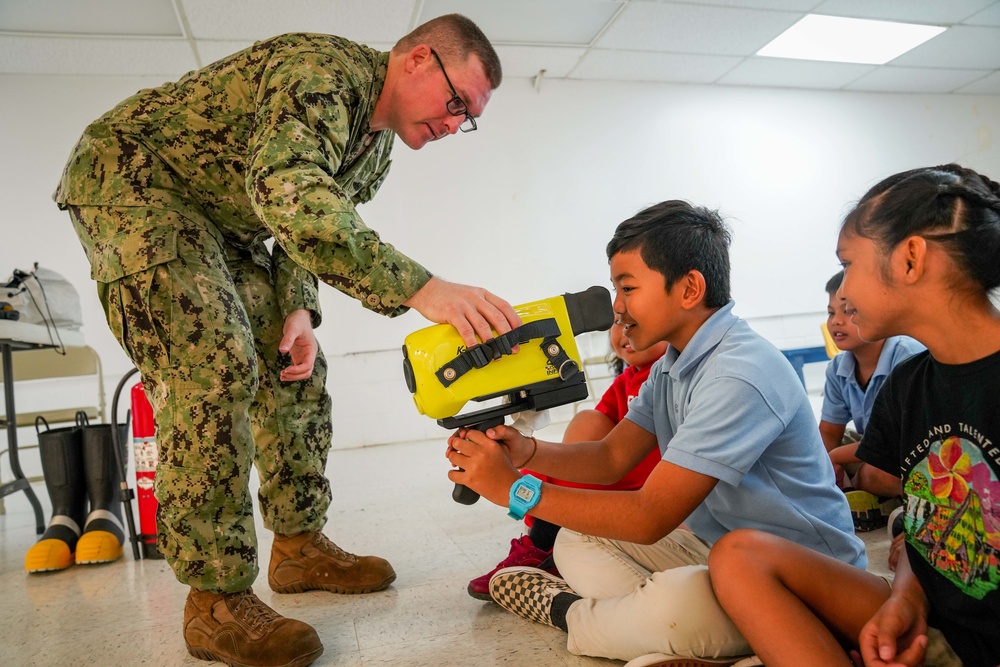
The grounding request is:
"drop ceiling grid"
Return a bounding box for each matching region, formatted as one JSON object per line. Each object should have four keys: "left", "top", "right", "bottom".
{"left": 0, "top": 0, "right": 997, "bottom": 94}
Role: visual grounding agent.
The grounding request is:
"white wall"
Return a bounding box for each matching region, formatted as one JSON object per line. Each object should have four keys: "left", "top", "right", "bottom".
{"left": 2, "top": 72, "right": 999, "bottom": 451}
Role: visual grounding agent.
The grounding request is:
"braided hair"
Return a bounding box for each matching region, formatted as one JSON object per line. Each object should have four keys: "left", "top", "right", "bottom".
{"left": 842, "top": 164, "right": 1000, "bottom": 293}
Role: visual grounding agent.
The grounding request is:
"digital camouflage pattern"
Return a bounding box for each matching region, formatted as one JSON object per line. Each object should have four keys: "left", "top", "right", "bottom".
{"left": 56, "top": 32, "right": 432, "bottom": 314}
{"left": 56, "top": 33, "right": 431, "bottom": 591}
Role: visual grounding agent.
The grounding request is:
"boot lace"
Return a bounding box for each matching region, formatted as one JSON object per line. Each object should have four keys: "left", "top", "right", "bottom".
{"left": 230, "top": 589, "right": 281, "bottom": 634}
{"left": 312, "top": 533, "right": 358, "bottom": 563}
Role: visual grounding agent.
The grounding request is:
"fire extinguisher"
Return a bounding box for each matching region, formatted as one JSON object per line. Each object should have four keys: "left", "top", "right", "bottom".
{"left": 130, "top": 382, "right": 162, "bottom": 559}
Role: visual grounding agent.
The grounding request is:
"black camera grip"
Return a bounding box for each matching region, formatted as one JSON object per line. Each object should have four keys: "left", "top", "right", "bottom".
{"left": 451, "top": 416, "right": 506, "bottom": 505}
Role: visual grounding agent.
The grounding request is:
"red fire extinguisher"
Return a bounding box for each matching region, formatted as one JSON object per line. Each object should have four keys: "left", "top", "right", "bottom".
{"left": 131, "top": 383, "right": 163, "bottom": 559}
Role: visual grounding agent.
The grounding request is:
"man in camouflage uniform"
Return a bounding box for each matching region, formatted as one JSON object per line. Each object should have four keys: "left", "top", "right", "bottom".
{"left": 54, "top": 14, "right": 518, "bottom": 667}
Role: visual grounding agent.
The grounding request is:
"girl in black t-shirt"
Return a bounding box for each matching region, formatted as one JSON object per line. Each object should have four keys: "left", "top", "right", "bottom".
{"left": 707, "top": 164, "right": 1000, "bottom": 667}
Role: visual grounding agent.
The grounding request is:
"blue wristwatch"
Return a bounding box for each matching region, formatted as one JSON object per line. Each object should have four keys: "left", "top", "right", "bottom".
{"left": 508, "top": 474, "right": 543, "bottom": 520}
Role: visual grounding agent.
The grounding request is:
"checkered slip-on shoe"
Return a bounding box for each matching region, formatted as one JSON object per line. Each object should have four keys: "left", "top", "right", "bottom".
{"left": 489, "top": 566, "right": 577, "bottom": 629}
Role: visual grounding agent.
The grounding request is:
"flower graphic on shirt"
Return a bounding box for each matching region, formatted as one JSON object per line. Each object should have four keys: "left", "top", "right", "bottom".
{"left": 905, "top": 435, "right": 1000, "bottom": 600}
{"left": 927, "top": 436, "right": 972, "bottom": 504}
{"left": 970, "top": 462, "right": 1000, "bottom": 550}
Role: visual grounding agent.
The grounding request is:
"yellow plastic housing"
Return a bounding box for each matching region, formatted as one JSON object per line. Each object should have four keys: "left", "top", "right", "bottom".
{"left": 403, "top": 295, "right": 585, "bottom": 420}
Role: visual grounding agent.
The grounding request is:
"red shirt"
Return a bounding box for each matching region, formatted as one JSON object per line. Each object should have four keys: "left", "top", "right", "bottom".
{"left": 527, "top": 361, "right": 661, "bottom": 491}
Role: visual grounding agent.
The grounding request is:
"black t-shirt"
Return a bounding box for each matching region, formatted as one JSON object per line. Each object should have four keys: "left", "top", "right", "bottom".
{"left": 859, "top": 349, "right": 1000, "bottom": 667}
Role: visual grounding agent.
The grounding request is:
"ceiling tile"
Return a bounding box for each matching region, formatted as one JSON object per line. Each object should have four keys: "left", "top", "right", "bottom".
{"left": 955, "top": 70, "right": 1000, "bottom": 94}
{"left": 596, "top": 1, "right": 802, "bottom": 56}
{"left": 812, "top": 0, "right": 996, "bottom": 24}
{"left": 718, "top": 56, "right": 874, "bottom": 89}
{"left": 572, "top": 49, "right": 742, "bottom": 83}
{"left": 891, "top": 26, "right": 1000, "bottom": 69}
{"left": 0, "top": 0, "right": 995, "bottom": 94}
{"left": 492, "top": 45, "right": 587, "bottom": 78}
{"left": 195, "top": 39, "right": 396, "bottom": 68}
{"left": 964, "top": 2, "right": 1000, "bottom": 26}
{"left": 661, "top": 0, "right": 819, "bottom": 10}
{"left": 420, "top": 0, "right": 623, "bottom": 45}
{"left": 0, "top": 34, "right": 196, "bottom": 76}
{"left": 195, "top": 40, "right": 257, "bottom": 66}
{"left": 179, "top": 0, "right": 414, "bottom": 42}
{"left": 844, "top": 66, "right": 991, "bottom": 93}
{"left": 0, "top": 0, "right": 181, "bottom": 37}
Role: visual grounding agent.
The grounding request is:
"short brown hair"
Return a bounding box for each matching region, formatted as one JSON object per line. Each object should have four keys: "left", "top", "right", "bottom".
{"left": 393, "top": 14, "right": 502, "bottom": 89}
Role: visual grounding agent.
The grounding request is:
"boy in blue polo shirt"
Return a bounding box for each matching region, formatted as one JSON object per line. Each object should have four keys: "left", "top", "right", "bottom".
{"left": 820, "top": 270, "right": 923, "bottom": 529}
{"left": 445, "top": 200, "right": 864, "bottom": 666}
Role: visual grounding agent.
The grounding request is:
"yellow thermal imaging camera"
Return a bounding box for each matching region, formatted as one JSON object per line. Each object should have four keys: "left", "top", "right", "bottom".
{"left": 402, "top": 286, "right": 614, "bottom": 504}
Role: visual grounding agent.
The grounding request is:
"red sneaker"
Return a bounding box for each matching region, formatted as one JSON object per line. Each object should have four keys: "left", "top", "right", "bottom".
{"left": 468, "top": 535, "right": 559, "bottom": 601}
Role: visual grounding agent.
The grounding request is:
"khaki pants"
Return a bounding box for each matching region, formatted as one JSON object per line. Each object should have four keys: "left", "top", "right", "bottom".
{"left": 556, "top": 528, "right": 750, "bottom": 661}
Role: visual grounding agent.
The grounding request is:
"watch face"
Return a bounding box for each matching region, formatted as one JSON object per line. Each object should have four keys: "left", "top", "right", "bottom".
{"left": 514, "top": 484, "right": 536, "bottom": 503}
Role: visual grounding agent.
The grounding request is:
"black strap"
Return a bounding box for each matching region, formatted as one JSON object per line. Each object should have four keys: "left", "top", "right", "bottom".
{"left": 435, "top": 318, "right": 562, "bottom": 388}
{"left": 539, "top": 336, "right": 578, "bottom": 381}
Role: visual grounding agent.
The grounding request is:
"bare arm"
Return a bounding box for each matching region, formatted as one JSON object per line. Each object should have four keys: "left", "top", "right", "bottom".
{"left": 819, "top": 420, "right": 847, "bottom": 454}
{"left": 530, "top": 459, "right": 717, "bottom": 543}
{"left": 829, "top": 441, "right": 861, "bottom": 466}
{"left": 446, "top": 421, "right": 715, "bottom": 544}
{"left": 561, "top": 409, "right": 616, "bottom": 444}
{"left": 511, "top": 419, "right": 658, "bottom": 486}
{"left": 857, "top": 548, "right": 930, "bottom": 667}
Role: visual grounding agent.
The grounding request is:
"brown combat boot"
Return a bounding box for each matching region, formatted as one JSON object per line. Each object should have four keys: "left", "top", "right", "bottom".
{"left": 183, "top": 587, "right": 323, "bottom": 667}
{"left": 268, "top": 531, "right": 396, "bottom": 594}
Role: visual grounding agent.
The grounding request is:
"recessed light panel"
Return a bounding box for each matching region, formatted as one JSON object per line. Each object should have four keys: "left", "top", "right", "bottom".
{"left": 757, "top": 14, "right": 946, "bottom": 65}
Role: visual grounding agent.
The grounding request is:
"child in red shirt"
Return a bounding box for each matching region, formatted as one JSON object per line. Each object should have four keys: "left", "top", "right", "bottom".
{"left": 467, "top": 321, "right": 667, "bottom": 600}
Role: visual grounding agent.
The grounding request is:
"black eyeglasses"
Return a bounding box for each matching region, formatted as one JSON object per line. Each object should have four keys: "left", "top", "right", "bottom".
{"left": 430, "top": 49, "right": 477, "bottom": 133}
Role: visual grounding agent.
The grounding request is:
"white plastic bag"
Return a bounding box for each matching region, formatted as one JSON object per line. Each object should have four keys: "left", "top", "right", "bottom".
{"left": 2, "top": 263, "right": 83, "bottom": 330}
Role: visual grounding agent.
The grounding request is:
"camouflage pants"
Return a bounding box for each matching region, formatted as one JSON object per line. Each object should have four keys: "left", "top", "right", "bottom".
{"left": 67, "top": 205, "right": 333, "bottom": 592}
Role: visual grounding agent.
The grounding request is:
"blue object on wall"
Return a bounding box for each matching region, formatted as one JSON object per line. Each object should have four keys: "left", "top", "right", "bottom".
{"left": 780, "top": 346, "right": 829, "bottom": 388}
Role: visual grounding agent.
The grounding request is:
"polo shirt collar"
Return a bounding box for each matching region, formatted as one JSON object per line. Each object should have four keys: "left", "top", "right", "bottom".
{"left": 835, "top": 336, "right": 900, "bottom": 382}
{"left": 872, "top": 336, "right": 902, "bottom": 379}
{"left": 660, "top": 300, "right": 738, "bottom": 379}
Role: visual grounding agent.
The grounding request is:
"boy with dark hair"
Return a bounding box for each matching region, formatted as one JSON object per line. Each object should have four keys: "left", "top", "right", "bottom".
{"left": 446, "top": 200, "right": 865, "bottom": 665}
{"left": 820, "top": 270, "right": 923, "bottom": 530}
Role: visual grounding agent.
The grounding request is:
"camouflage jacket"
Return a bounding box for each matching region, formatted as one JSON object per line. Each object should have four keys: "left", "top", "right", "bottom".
{"left": 55, "top": 33, "right": 433, "bottom": 321}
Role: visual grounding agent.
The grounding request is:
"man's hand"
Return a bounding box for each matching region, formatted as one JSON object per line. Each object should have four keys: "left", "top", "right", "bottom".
{"left": 278, "top": 309, "right": 317, "bottom": 381}
{"left": 404, "top": 276, "right": 522, "bottom": 349}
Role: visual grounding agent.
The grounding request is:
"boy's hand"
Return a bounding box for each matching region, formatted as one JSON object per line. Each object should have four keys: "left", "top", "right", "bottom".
{"left": 857, "top": 595, "right": 928, "bottom": 667}
{"left": 445, "top": 425, "right": 525, "bottom": 506}
{"left": 485, "top": 424, "right": 537, "bottom": 467}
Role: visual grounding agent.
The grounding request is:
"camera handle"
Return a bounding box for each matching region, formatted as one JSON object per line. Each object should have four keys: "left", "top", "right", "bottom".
{"left": 452, "top": 415, "right": 506, "bottom": 505}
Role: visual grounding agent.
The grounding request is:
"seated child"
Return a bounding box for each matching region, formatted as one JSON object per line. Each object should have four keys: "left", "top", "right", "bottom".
{"left": 708, "top": 164, "right": 1000, "bottom": 667}
{"left": 466, "top": 321, "right": 667, "bottom": 600}
{"left": 446, "top": 200, "right": 864, "bottom": 665}
{"left": 819, "top": 269, "right": 923, "bottom": 529}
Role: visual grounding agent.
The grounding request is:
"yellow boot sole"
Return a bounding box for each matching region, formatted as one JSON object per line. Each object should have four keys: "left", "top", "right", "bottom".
{"left": 75, "top": 530, "right": 124, "bottom": 565}
{"left": 25, "top": 539, "right": 75, "bottom": 573}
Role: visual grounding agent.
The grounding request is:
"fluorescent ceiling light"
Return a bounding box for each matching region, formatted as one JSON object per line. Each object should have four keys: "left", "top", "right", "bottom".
{"left": 757, "top": 15, "right": 946, "bottom": 65}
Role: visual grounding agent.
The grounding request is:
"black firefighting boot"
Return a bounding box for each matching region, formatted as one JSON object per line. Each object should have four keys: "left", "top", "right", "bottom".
{"left": 75, "top": 422, "right": 129, "bottom": 564}
{"left": 25, "top": 422, "right": 87, "bottom": 572}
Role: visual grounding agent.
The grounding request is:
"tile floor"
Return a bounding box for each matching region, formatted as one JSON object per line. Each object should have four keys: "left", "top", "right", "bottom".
{"left": 0, "top": 430, "right": 893, "bottom": 667}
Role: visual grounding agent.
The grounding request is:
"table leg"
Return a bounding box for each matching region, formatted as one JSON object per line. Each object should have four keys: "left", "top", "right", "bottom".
{"left": 1, "top": 343, "right": 46, "bottom": 534}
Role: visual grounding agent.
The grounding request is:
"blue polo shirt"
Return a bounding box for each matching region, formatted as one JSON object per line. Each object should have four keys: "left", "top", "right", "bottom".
{"left": 820, "top": 336, "right": 924, "bottom": 434}
{"left": 626, "top": 301, "right": 866, "bottom": 567}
